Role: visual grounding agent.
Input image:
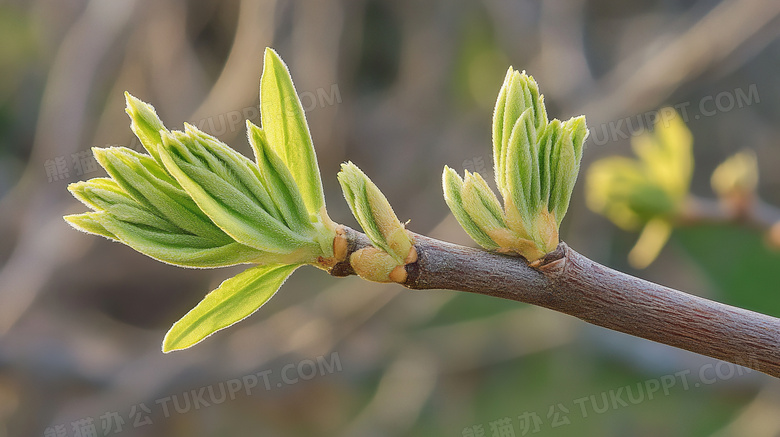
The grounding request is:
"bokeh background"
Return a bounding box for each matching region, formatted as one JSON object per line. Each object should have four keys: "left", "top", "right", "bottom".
{"left": 2, "top": 0, "right": 780, "bottom": 436}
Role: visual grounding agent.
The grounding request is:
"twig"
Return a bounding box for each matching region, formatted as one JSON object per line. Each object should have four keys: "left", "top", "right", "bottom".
{"left": 681, "top": 196, "right": 780, "bottom": 228}
{"left": 328, "top": 227, "right": 780, "bottom": 378}
{"left": 680, "top": 196, "right": 780, "bottom": 248}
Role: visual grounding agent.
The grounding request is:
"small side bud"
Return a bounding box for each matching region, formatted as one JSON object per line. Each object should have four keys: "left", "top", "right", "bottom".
{"left": 711, "top": 150, "right": 758, "bottom": 216}
{"left": 338, "top": 162, "right": 415, "bottom": 264}
{"left": 350, "top": 247, "right": 402, "bottom": 283}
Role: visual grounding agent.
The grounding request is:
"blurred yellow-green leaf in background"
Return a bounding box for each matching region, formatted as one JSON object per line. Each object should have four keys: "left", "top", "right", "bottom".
{"left": 586, "top": 109, "right": 693, "bottom": 268}
{"left": 711, "top": 149, "right": 759, "bottom": 215}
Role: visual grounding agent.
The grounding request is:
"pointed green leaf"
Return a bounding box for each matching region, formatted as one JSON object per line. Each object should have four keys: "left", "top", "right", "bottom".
{"left": 337, "top": 162, "right": 412, "bottom": 263}
{"left": 462, "top": 172, "right": 507, "bottom": 233}
{"left": 157, "top": 132, "right": 314, "bottom": 254}
{"left": 494, "top": 69, "right": 549, "bottom": 195}
{"left": 567, "top": 115, "right": 588, "bottom": 163}
{"left": 64, "top": 212, "right": 118, "bottom": 240}
{"left": 501, "top": 71, "right": 524, "bottom": 190}
{"left": 544, "top": 120, "right": 564, "bottom": 205}
{"left": 260, "top": 48, "right": 324, "bottom": 215}
{"left": 98, "top": 212, "right": 265, "bottom": 268}
{"left": 337, "top": 165, "right": 370, "bottom": 228}
{"left": 537, "top": 124, "right": 554, "bottom": 210}
{"left": 519, "top": 76, "right": 534, "bottom": 122}
{"left": 505, "top": 108, "right": 538, "bottom": 224}
{"left": 553, "top": 117, "right": 587, "bottom": 223}
{"left": 525, "top": 74, "right": 546, "bottom": 129}
{"left": 550, "top": 127, "right": 578, "bottom": 225}
{"left": 492, "top": 68, "right": 512, "bottom": 188}
{"left": 93, "top": 147, "right": 231, "bottom": 243}
{"left": 68, "top": 178, "right": 180, "bottom": 232}
{"left": 467, "top": 171, "right": 506, "bottom": 226}
{"left": 181, "top": 125, "right": 288, "bottom": 226}
{"left": 442, "top": 166, "right": 499, "bottom": 250}
{"left": 125, "top": 92, "right": 168, "bottom": 163}
{"left": 68, "top": 178, "right": 113, "bottom": 206}
{"left": 338, "top": 164, "right": 382, "bottom": 246}
{"left": 163, "top": 263, "right": 301, "bottom": 352}
{"left": 246, "top": 121, "right": 313, "bottom": 234}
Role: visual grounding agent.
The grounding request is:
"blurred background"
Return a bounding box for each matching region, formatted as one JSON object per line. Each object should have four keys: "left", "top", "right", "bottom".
{"left": 2, "top": 0, "right": 780, "bottom": 435}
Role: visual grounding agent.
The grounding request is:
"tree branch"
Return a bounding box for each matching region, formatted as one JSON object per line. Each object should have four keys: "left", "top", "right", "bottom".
{"left": 328, "top": 227, "right": 780, "bottom": 378}
{"left": 681, "top": 195, "right": 780, "bottom": 231}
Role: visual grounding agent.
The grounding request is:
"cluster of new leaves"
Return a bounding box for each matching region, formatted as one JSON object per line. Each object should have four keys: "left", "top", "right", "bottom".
{"left": 65, "top": 49, "right": 335, "bottom": 352}
{"left": 586, "top": 111, "right": 761, "bottom": 268}
{"left": 585, "top": 110, "right": 693, "bottom": 268}
{"left": 443, "top": 68, "right": 587, "bottom": 262}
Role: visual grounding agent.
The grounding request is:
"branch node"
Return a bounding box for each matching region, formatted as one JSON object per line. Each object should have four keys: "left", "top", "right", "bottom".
{"left": 533, "top": 242, "right": 568, "bottom": 275}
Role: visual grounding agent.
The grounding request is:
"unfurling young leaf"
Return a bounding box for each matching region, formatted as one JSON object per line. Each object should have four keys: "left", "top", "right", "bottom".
{"left": 65, "top": 49, "right": 340, "bottom": 350}
{"left": 444, "top": 68, "right": 588, "bottom": 262}
{"left": 461, "top": 171, "right": 508, "bottom": 238}
{"left": 260, "top": 48, "right": 325, "bottom": 218}
{"left": 338, "top": 162, "right": 415, "bottom": 282}
{"left": 246, "top": 121, "right": 312, "bottom": 235}
{"left": 163, "top": 263, "right": 301, "bottom": 352}
{"left": 124, "top": 92, "right": 167, "bottom": 164}
{"left": 66, "top": 147, "right": 269, "bottom": 268}
{"left": 157, "top": 128, "right": 316, "bottom": 255}
{"left": 443, "top": 166, "right": 500, "bottom": 250}
{"left": 586, "top": 108, "right": 693, "bottom": 268}
{"left": 64, "top": 211, "right": 117, "bottom": 241}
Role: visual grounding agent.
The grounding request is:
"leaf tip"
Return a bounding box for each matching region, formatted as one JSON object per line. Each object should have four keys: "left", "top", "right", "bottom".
{"left": 161, "top": 330, "right": 188, "bottom": 354}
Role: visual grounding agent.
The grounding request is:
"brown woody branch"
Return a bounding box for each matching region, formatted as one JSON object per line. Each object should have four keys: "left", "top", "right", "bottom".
{"left": 328, "top": 227, "right": 780, "bottom": 378}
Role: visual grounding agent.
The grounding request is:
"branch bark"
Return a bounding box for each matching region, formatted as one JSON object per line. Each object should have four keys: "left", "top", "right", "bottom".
{"left": 329, "top": 227, "right": 780, "bottom": 378}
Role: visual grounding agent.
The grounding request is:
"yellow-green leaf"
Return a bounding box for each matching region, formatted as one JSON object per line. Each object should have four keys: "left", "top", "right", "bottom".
{"left": 550, "top": 125, "right": 577, "bottom": 225}
{"left": 442, "top": 166, "right": 499, "bottom": 250}
{"left": 97, "top": 212, "right": 265, "bottom": 268}
{"left": 246, "top": 121, "right": 312, "bottom": 234}
{"left": 260, "top": 48, "right": 324, "bottom": 216}
{"left": 180, "top": 126, "right": 286, "bottom": 225}
{"left": 64, "top": 212, "right": 118, "bottom": 241}
{"left": 157, "top": 132, "right": 313, "bottom": 254}
{"left": 68, "top": 178, "right": 179, "bottom": 233}
{"left": 492, "top": 68, "right": 512, "bottom": 188}
{"left": 461, "top": 171, "right": 507, "bottom": 233}
{"left": 93, "top": 147, "right": 230, "bottom": 243}
{"left": 337, "top": 162, "right": 413, "bottom": 263}
{"left": 163, "top": 263, "right": 301, "bottom": 352}
{"left": 505, "top": 108, "right": 538, "bottom": 223}
{"left": 125, "top": 92, "right": 168, "bottom": 164}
